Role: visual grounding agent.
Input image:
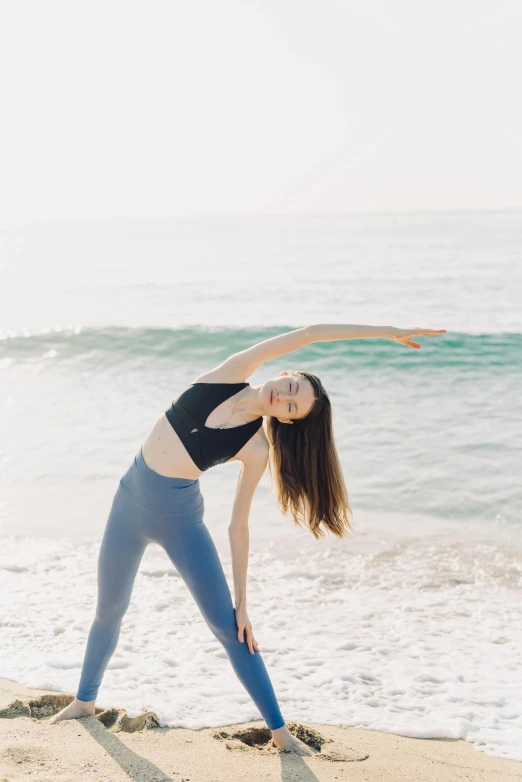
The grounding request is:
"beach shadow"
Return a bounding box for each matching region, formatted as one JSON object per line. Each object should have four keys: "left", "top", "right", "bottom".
{"left": 2, "top": 694, "right": 369, "bottom": 781}
{"left": 78, "top": 715, "right": 174, "bottom": 782}
{"left": 0, "top": 693, "right": 177, "bottom": 781}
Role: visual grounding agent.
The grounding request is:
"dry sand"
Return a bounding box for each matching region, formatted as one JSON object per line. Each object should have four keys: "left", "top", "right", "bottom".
{"left": 1, "top": 677, "right": 521, "bottom": 782}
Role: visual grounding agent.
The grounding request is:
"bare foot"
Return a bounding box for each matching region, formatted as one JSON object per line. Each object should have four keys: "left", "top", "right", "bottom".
{"left": 48, "top": 697, "right": 96, "bottom": 725}
{"left": 271, "top": 727, "right": 317, "bottom": 756}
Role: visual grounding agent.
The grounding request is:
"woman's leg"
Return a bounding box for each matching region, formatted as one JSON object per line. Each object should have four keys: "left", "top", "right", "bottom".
{"left": 155, "top": 517, "right": 286, "bottom": 731}
{"left": 76, "top": 486, "right": 148, "bottom": 702}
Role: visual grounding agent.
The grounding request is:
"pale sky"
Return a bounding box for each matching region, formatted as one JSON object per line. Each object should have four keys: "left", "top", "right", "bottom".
{"left": 0, "top": 0, "right": 521, "bottom": 225}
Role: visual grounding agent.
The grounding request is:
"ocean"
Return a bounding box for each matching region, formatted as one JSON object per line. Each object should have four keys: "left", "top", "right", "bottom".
{"left": 1, "top": 211, "right": 521, "bottom": 761}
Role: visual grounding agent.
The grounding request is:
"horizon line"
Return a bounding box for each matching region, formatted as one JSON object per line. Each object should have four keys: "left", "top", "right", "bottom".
{"left": 3, "top": 207, "right": 522, "bottom": 231}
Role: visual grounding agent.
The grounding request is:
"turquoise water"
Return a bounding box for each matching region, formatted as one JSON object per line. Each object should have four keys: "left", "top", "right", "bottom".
{"left": 1, "top": 210, "right": 520, "bottom": 543}
{"left": 1, "top": 212, "right": 521, "bottom": 759}
{"left": 1, "top": 324, "right": 520, "bottom": 535}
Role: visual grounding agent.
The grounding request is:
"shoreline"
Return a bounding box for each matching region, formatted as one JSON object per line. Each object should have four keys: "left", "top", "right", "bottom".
{"left": 1, "top": 677, "right": 521, "bottom": 781}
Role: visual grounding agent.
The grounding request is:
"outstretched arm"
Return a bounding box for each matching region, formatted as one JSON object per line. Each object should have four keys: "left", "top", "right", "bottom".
{"left": 221, "top": 323, "right": 447, "bottom": 376}
{"left": 309, "top": 324, "right": 446, "bottom": 346}
{"left": 309, "top": 323, "right": 394, "bottom": 341}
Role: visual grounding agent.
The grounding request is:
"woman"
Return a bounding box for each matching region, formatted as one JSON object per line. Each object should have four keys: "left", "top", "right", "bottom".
{"left": 49, "top": 322, "right": 446, "bottom": 754}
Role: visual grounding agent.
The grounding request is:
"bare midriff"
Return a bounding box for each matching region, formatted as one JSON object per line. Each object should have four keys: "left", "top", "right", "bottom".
{"left": 141, "top": 413, "right": 205, "bottom": 480}
{"left": 141, "top": 378, "right": 266, "bottom": 479}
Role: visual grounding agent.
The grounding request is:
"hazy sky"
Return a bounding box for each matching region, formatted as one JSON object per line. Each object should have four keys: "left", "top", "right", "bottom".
{"left": 1, "top": 0, "right": 520, "bottom": 224}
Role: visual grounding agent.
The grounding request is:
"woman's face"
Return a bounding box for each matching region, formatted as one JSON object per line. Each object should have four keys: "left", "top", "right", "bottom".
{"left": 262, "top": 371, "right": 316, "bottom": 424}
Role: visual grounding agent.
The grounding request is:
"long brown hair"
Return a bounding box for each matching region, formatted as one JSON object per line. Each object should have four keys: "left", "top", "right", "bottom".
{"left": 266, "top": 370, "right": 354, "bottom": 540}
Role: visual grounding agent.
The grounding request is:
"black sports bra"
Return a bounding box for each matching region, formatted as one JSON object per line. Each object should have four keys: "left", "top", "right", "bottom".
{"left": 164, "top": 382, "right": 263, "bottom": 472}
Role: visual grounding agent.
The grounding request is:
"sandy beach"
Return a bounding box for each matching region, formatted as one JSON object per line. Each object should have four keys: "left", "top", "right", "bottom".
{"left": 1, "top": 678, "right": 520, "bottom": 782}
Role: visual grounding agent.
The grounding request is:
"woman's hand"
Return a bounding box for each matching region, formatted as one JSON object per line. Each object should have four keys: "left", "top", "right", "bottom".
{"left": 388, "top": 327, "right": 447, "bottom": 350}
{"left": 234, "top": 604, "right": 261, "bottom": 655}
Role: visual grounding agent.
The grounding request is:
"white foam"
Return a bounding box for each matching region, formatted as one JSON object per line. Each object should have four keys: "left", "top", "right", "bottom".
{"left": 1, "top": 528, "right": 521, "bottom": 761}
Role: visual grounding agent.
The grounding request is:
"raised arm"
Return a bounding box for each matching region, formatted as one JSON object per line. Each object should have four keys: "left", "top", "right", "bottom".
{"left": 309, "top": 323, "right": 446, "bottom": 349}
{"left": 218, "top": 323, "right": 446, "bottom": 377}
{"left": 216, "top": 325, "right": 313, "bottom": 377}
{"left": 309, "top": 323, "right": 393, "bottom": 340}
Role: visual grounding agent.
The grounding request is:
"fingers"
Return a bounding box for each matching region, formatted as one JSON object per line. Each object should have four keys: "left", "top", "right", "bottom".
{"left": 411, "top": 328, "right": 447, "bottom": 347}
{"left": 239, "top": 625, "right": 258, "bottom": 654}
{"left": 245, "top": 626, "right": 255, "bottom": 655}
{"left": 236, "top": 616, "right": 260, "bottom": 655}
{"left": 237, "top": 624, "right": 253, "bottom": 654}
{"left": 410, "top": 328, "right": 447, "bottom": 336}
{"left": 249, "top": 632, "right": 261, "bottom": 654}
{"left": 395, "top": 338, "right": 420, "bottom": 349}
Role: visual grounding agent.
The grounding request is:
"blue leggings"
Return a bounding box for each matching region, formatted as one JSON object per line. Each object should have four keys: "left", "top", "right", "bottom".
{"left": 76, "top": 447, "right": 286, "bottom": 731}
